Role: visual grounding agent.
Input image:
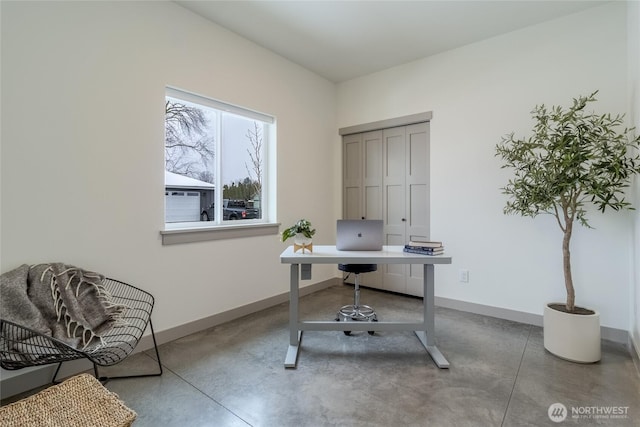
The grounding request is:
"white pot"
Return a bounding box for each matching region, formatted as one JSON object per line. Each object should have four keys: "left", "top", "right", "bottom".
{"left": 293, "top": 235, "right": 312, "bottom": 246}
{"left": 543, "top": 303, "right": 601, "bottom": 363}
{"left": 293, "top": 234, "right": 313, "bottom": 253}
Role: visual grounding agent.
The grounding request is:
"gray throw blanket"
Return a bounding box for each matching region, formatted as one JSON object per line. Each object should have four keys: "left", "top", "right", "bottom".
{"left": 1, "top": 263, "right": 128, "bottom": 354}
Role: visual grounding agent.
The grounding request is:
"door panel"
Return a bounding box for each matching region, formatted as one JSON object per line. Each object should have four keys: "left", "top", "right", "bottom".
{"left": 385, "top": 185, "right": 404, "bottom": 225}
{"left": 342, "top": 131, "right": 383, "bottom": 287}
{"left": 406, "top": 122, "right": 430, "bottom": 294}
{"left": 383, "top": 126, "right": 406, "bottom": 234}
{"left": 344, "top": 136, "right": 361, "bottom": 182}
{"left": 363, "top": 131, "right": 382, "bottom": 220}
{"left": 409, "top": 184, "right": 428, "bottom": 228}
{"left": 344, "top": 187, "right": 361, "bottom": 220}
{"left": 408, "top": 125, "right": 428, "bottom": 177}
{"left": 365, "top": 186, "right": 382, "bottom": 219}
{"left": 406, "top": 122, "right": 429, "bottom": 239}
{"left": 364, "top": 132, "right": 382, "bottom": 182}
{"left": 343, "top": 133, "right": 362, "bottom": 219}
{"left": 383, "top": 127, "right": 407, "bottom": 293}
{"left": 385, "top": 132, "right": 404, "bottom": 179}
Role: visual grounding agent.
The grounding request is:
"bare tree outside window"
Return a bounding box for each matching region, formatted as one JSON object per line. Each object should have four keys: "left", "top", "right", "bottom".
{"left": 245, "top": 121, "right": 263, "bottom": 198}
{"left": 165, "top": 99, "right": 215, "bottom": 182}
{"left": 164, "top": 88, "right": 271, "bottom": 225}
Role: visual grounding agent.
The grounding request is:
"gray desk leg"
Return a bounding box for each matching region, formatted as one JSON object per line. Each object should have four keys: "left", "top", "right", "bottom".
{"left": 415, "top": 263, "right": 450, "bottom": 369}
{"left": 285, "top": 264, "right": 301, "bottom": 368}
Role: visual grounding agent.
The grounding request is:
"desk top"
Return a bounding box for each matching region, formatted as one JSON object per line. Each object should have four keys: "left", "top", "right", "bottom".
{"left": 280, "top": 245, "right": 452, "bottom": 265}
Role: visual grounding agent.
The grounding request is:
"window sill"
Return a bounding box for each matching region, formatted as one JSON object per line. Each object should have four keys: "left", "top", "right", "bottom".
{"left": 160, "top": 222, "right": 280, "bottom": 245}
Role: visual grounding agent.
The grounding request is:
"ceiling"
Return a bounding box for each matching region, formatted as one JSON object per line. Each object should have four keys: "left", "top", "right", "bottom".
{"left": 175, "top": 1, "right": 607, "bottom": 83}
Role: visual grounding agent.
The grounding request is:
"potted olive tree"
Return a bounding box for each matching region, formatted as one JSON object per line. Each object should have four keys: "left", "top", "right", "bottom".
{"left": 496, "top": 91, "right": 640, "bottom": 362}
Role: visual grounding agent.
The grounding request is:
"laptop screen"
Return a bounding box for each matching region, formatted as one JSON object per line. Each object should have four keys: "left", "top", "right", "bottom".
{"left": 336, "top": 220, "right": 384, "bottom": 251}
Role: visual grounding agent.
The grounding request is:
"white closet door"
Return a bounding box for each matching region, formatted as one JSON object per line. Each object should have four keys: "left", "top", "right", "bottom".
{"left": 342, "top": 120, "right": 430, "bottom": 296}
{"left": 342, "top": 131, "right": 383, "bottom": 221}
{"left": 361, "top": 130, "right": 383, "bottom": 288}
{"left": 342, "top": 131, "right": 383, "bottom": 288}
{"left": 382, "top": 126, "right": 407, "bottom": 293}
{"left": 406, "top": 122, "right": 430, "bottom": 296}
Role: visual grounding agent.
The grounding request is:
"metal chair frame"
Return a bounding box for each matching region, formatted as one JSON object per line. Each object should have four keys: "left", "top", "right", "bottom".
{"left": 337, "top": 264, "right": 378, "bottom": 335}
{"left": 0, "top": 278, "right": 162, "bottom": 384}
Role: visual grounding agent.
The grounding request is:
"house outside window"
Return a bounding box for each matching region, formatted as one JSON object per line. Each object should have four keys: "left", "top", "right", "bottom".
{"left": 164, "top": 87, "right": 275, "bottom": 232}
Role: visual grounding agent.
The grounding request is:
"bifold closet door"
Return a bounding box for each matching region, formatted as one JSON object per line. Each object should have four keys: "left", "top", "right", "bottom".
{"left": 342, "top": 131, "right": 383, "bottom": 221}
{"left": 342, "top": 130, "right": 383, "bottom": 288}
{"left": 405, "top": 122, "right": 430, "bottom": 296}
{"left": 343, "top": 133, "right": 363, "bottom": 220}
{"left": 362, "top": 131, "right": 383, "bottom": 221}
{"left": 382, "top": 122, "right": 430, "bottom": 295}
{"left": 342, "top": 121, "right": 429, "bottom": 296}
{"left": 382, "top": 126, "right": 407, "bottom": 293}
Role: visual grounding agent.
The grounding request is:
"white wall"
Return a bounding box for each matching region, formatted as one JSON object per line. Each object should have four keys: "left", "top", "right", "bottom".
{"left": 0, "top": 0, "right": 339, "bottom": 340}
{"left": 338, "top": 2, "right": 632, "bottom": 330}
{"left": 628, "top": 0, "right": 640, "bottom": 356}
{"left": 2, "top": 2, "right": 637, "bottom": 388}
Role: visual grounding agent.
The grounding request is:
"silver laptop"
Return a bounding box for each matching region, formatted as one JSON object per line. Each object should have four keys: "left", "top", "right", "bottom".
{"left": 336, "top": 220, "right": 384, "bottom": 251}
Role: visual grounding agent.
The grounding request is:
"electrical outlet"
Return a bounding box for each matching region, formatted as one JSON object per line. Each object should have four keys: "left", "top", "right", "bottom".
{"left": 459, "top": 269, "right": 469, "bottom": 283}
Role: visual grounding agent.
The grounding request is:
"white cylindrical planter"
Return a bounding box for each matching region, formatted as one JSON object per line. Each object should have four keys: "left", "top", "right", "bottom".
{"left": 543, "top": 304, "right": 601, "bottom": 363}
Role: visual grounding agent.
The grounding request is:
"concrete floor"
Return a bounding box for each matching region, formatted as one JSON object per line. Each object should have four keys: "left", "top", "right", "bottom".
{"left": 4, "top": 284, "right": 640, "bottom": 426}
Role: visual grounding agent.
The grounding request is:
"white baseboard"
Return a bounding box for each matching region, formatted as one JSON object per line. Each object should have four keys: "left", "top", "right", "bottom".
{"left": 2, "top": 280, "right": 634, "bottom": 398}
{"left": 148, "top": 278, "right": 338, "bottom": 347}
{"left": 0, "top": 278, "right": 337, "bottom": 400}
{"left": 435, "top": 296, "right": 630, "bottom": 344}
{"left": 631, "top": 335, "right": 640, "bottom": 377}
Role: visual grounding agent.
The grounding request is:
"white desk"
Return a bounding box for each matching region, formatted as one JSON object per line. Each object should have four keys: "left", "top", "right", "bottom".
{"left": 280, "top": 245, "right": 452, "bottom": 369}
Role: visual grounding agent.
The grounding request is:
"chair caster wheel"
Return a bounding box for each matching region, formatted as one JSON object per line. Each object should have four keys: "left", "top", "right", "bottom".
{"left": 368, "top": 318, "right": 377, "bottom": 335}
{"left": 336, "top": 317, "right": 351, "bottom": 335}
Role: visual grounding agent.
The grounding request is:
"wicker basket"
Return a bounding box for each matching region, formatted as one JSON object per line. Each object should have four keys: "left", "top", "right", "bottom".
{"left": 0, "top": 373, "right": 136, "bottom": 427}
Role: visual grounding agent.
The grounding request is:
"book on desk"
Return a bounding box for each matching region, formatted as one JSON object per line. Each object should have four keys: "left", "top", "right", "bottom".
{"left": 404, "top": 240, "right": 444, "bottom": 255}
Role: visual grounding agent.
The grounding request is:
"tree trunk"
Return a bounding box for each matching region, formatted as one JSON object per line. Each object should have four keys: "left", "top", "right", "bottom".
{"left": 563, "top": 219, "right": 575, "bottom": 312}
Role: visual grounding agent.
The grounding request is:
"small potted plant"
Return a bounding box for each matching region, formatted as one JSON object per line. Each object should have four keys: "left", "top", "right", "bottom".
{"left": 496, "top": 91, "right": 640, "bottom": 363}
{"left": 281, "top": 219, "right": 316, "bottom": 253}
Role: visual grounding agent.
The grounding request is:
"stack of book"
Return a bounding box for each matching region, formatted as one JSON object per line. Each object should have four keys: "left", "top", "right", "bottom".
{"left": 403, "top": 240, "right": 444, "bottom": 256}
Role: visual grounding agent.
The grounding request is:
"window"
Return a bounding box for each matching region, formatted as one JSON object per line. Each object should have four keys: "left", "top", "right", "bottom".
{"left": 162, "top": 87, "right": 277, "bottom": 244}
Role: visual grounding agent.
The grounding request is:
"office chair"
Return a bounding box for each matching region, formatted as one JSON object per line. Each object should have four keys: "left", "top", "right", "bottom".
{"left": 336, "top": 264, "right": 377, "bottom": 335}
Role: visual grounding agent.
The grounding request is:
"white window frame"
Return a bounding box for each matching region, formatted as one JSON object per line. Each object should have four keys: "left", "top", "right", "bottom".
{"left": 160, "top": 87, "right": 279, "bottom": 245}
